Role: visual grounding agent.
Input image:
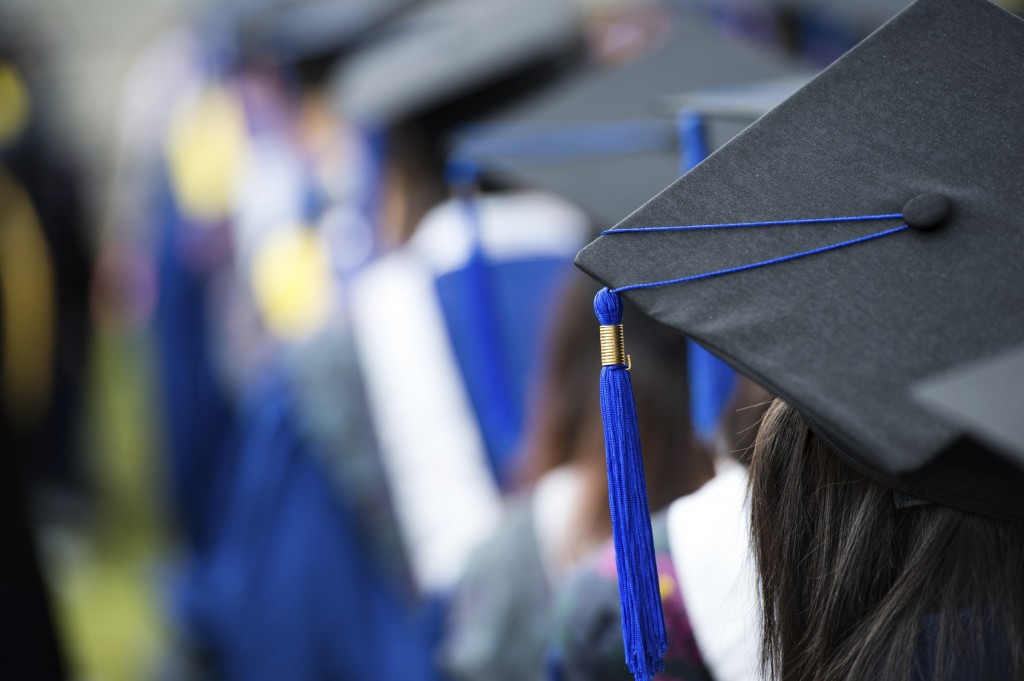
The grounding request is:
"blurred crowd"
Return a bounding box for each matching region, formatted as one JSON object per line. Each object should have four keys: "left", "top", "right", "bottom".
{"left": 2, "top": 0, "right": 1022, "bottom": 680}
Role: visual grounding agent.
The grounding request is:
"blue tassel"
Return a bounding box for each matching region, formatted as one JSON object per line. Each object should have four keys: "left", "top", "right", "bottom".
{"left": 594, "top": 287, "right": 667, "bottom": 681}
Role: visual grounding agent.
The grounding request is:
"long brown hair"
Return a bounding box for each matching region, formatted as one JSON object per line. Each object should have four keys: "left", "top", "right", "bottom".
{"left": 749, "top": 398, "right": 1024, "bottom": 681}
{"left": 518, "top": 273, "right": 713, "bottom": 556}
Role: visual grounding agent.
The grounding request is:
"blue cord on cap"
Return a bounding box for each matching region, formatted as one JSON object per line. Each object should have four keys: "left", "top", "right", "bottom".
{"left": 611, "top": 222, "right": 908, "bottom": 294}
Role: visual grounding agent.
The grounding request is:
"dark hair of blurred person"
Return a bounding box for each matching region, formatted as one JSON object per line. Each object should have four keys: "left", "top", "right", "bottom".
{"left": 519, "top": 273, "right": 714, "bottom": 561}
{"left": 750, "top": 398, "right": 1024, "bottom": 681}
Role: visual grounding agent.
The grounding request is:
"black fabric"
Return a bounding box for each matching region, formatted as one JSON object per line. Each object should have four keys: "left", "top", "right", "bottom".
{"left": 903, "top": 193, "right": 949, "bottom": 231}
{"left": 0, "top": 443, "right": 67, "bottom": 680}
{"left": 576, "top": 0, "right": 1024, "bottom": 520}
{"left": 913, "top": 344, "right": 1024, "bottom": 465}
{"left": 451, "top": 19, "right": 810, "bottom": 229}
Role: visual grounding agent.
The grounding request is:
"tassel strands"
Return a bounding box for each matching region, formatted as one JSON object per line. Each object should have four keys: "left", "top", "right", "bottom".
{"left": 594, "top": 287, "right": 667, "bottom": 681}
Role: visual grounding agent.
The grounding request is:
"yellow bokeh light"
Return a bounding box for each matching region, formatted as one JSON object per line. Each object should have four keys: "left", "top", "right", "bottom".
{"left": 0, "top": 167, "right": 54, "bottom": 428}
{"left": 165, "top": 85, "right": 248, "bottom": 223}
{"left": 0, "top": 60, "right": 31, "bottom": 146}
{"left": 658, "top": 572, "right": 677, "bottom": 600}
{"left": 249, "top": 225, "right": 334, "bottom": 340}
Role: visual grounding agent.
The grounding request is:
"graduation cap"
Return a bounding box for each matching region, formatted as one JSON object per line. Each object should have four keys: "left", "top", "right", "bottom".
{"left": 572, "top": 0, "right": 1024, "bottom": 678}
{"left": 450, "top": 20, "right": 811, "bottom": 229}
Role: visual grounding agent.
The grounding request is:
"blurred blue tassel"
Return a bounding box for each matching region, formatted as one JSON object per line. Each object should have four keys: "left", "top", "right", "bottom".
{"left": 675, "top": 108, "right": 707, "bottom": 177}
{"left": 676, "top": 109, "right": 737, "bottom": 440}
{"left": 594, "top": 287, "right": 667, "bottom": 681}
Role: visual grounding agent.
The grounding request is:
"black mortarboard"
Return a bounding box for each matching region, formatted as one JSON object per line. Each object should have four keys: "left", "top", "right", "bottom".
{"left": 450, "top": 19, "right": 810, "bottom": 229}
{"left": 576, "top": 0, "right": 1024, "bottom": 522}
{"left": 913, "top": 345, "right": 1024, "bottom": 468}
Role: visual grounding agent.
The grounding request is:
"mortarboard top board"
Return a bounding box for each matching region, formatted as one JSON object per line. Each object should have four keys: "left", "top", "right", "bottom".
{"left": 913, "top": 345, "right": 1024, "bottom": 468}
{"left": 576, "top": 0, "right": 1024, "bottom": 522}
{"left": 448, "top": 18, "right": 810, "bottom": 230}
{"left": 327, "top": 0, "right": 583, "bottom": 129}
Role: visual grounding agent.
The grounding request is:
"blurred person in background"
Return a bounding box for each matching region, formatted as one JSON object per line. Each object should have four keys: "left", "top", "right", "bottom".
{"left": 543, "top": 374, "right": 771, "bottom": 681}
{"left": 327, "top": 0, "right": 589, "bottom": 593}
{"left": 152, "top": 1, "right": 591, "bottom": 679}
{"left": 439, "top": 273, "right": 714, "bottom": 681}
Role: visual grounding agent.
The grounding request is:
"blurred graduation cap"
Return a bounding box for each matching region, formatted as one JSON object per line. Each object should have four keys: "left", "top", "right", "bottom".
{"left": 774, "top": 0, "right": 913, "bottom": 37}
{"left": 452, "top": 33, "right": 812, "bottom": 441}
{"left": 655, "top": 73, "right": 812, "bottom": 123}
{"left": 227, "top": 0, "right": 412, "bottom": 64}
{"left": 329, "top": 0, "right": 582, "bottom": 129}
{"left": 766, "top": 0, "right": 913, "bottom": 65}
{"left": 449, "top": 19, "right": 811, "bottom": 230}
{"left": 579, "top": 0, "right": 1024, "bottom": 516}
{"left": 913, "top": 345, "right": 1024, "bottom": 468}
{"left": 575, "top": 0, "right": 1024, "bottom": 676}
{"left": 321, "top": 0, "right": 589, "bottom": 592}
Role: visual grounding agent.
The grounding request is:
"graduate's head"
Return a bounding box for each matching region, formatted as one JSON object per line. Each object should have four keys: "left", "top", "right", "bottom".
{"left": 749, "top": 397, "right": 1024, "bottom": 681}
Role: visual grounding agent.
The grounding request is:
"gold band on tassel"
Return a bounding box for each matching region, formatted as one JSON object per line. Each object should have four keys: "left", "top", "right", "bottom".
{"left": 599, "top": 324, "right": 628, "bottom": 368}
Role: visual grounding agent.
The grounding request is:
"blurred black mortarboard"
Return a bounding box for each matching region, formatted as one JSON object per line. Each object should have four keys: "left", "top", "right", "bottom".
{"left": 774, "top": 0, "right": 913, "bottom": 38}
{"left": 328, "top": 0, "right": 583, "bottom": 130}
{"left": 655, "top": 74, "right": 812, "bottom": 125}
{"left": 450, "top": 19, "right": 812, "bottom": 229}
{"left": 232, "top": 0, "right": 411, "bottom": 64}
{"left": 913, "top": 345, "right": 1024, "bottom": 468}
{"left": 576, "top": 0, "right": 1024, "bottom": 521}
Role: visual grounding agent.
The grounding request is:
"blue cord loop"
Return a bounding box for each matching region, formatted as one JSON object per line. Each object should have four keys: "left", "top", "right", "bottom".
{"left": 601, "top": 213, "right": 908, "bottom": 294}
{"left": 600, "top": 212, "right": 903, "bottom": 235}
